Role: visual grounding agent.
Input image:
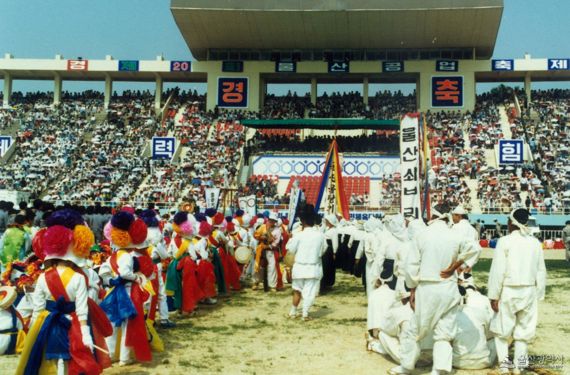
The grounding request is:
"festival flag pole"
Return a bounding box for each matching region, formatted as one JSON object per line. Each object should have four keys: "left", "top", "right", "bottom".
{"left": 314, "top": 141, "right": 334, "bottom": 213}
{"left": 314, "top": 139, "right": 350, "bottom": 220}
{"left": 421, "top": 113, "right": 431, "bottom": 219}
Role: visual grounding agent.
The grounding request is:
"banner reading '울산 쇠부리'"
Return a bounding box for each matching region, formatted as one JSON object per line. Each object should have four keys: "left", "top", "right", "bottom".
{"left": 400, "top": 115, "right": 421, "bottom": 219}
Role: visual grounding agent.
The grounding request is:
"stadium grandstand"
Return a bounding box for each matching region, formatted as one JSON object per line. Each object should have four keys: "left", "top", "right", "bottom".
{"left": 1, "top": 0, "right": 569, "bottom": 242}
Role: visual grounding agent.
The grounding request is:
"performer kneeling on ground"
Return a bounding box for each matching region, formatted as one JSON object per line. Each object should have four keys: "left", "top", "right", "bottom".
{"left": 285, "top": 205, "right": 326, "bottom": 321}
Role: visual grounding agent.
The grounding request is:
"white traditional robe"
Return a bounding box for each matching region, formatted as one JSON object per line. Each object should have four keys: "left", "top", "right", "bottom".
{"left": 367, "top": 231, "right": 400, "bottom": 331}
{"left": 453, "top": 290, "right": 497, "bottom": 369}
{"left": 400, "top": 219, "right": 480, "bottom": 373}
{"left": 286, "top": 227, "right": 326, "bottom": 316}
{"left": 487, "top": 229, "right": 546, "bottom": 371}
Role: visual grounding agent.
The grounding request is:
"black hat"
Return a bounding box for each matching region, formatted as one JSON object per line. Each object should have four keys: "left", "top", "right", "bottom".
{"left": 511, "top": 208, "right": 530, "bottom": 225}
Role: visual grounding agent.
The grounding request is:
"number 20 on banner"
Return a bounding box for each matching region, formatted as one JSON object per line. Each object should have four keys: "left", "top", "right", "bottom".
{"left": 170, "top": 61, "right": 191, "bottom": 72}
{"left": 217, "top": 77, "right": 248, "bottom": 108}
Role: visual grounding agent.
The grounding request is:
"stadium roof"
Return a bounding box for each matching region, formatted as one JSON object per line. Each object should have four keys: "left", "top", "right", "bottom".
{"left": 170, "top": 0, "right": 504, "bottom": 60}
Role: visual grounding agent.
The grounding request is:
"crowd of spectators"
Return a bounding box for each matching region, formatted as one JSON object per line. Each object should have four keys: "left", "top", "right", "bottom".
{"left": 309, "top": 91, "right": 367, "bottom": 118}
{"left": 44, "top": 94, "right": 157, "bottom": 204}
{"left": 378, "top": 174, "right": 400, "bottom": 210}
{"left": 0, "top": 98, "right": 101, "bottom": 197}
{"left": 256, "top": 90, "right": 416, "bottom": 120}
{"left": 261, "top": 92, "right": 310, "bottom": 119}
{"left": 368, "top": 91, "right": 416, "bottom": 120}
{"left": 524, "top": 89, "right": 570, "bottom": 213}
{"left": 244, "top": 132, "right": 398, "bottom": 155}
{"left": 426, "top": 108, "right": 489, "bottom": 211}
{"left": 2, "top": 86, "right": 569, "bottom": 216}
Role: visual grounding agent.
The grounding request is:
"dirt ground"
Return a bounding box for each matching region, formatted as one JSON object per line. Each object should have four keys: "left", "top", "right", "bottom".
{"left": 1, "top": 254, "right": 568, "bottom": 375}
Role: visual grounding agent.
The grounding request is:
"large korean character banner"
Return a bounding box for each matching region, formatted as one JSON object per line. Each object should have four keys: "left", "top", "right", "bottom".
{"left": 432, "top": 76, "right": 463, "bottom": 107}
{"left": 498, "top": 139, "right": 524, "bottom": 164}
{"left": 151, "top": 137, "right": 176, "bottom": 160}
{"left": 400, "top": 115, "right": 421, "bottom": 219}
{"left": 217, "top": 77, "right": 248, "bottom": 108}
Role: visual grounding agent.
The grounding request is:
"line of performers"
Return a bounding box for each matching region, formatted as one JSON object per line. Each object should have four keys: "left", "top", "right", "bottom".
{"left": 355, "top": 205, "right": 547, "bottom": 375}
{"left": 0, "top": 205, "right": 299, "bottom": 374}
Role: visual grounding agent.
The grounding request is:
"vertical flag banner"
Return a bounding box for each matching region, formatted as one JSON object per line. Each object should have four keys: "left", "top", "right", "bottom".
{"left": 287, "top": 181, "right": 305, "bottom": 230}
{"left": 205, "top": 188, "right": 221, "bottom": 209}
{"left": 400, "top": 114, "right": 421, "bottom": 219}
{"left": 314, "top": 140, "right": 350, "bottom": 220}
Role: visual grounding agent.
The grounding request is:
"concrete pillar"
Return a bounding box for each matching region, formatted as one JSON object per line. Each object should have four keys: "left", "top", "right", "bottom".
{"left": 2, "top": 73, "right": 12, "bottom": 108}
{"left": 104, "top": 75, "right": 112, "bottom": 109}
{"left": 53, "top": 74, "right": 62, "bottom": 105}
{"left": 416, "top": 76, "right": 421, "bottom": 111}
{"left": 310, "top": 78, "right": 317, "bottom": 106}
{"left": 363, "top": 77, "right": 369, "bottom": 106}
{"left": 524, "top": 73, "right": 531, "bottom": 107}
{"left": 249, "top": 73, "right": 261, "bottom": 113}
{"left": 259, "top": 77, "right": 266, "bottom": 109}
{"left": 206, "top": 73, "right": 217, "bottom": 111}
{"left": 155, "top": 75, "right": 163, "bottom": 111}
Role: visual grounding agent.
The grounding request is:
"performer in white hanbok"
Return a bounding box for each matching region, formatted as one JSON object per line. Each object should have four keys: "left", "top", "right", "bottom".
{"left": 453, "top": 275, "right": 497, "bottom": 370}
{"left": 451, "top": 206, "right": 481, "bottom": 272}
{"left": 363, "top": 217, "right": 384, "bottom": 296}
{"left": 487, "top": 208, "right": 546, "bottom": 375}
{"left": 390, "top": 206, "right": 480, "bottom": 375}
{"left": 286, "top": 206, "right": 326, "bottom": 321}
{"left": 367, "top": 215, "right": 409, "bottom": 343}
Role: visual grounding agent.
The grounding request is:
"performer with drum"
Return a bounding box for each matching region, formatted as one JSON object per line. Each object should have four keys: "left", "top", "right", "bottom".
{"left": 253, "top": 213, "right": 282, "bottom": 292}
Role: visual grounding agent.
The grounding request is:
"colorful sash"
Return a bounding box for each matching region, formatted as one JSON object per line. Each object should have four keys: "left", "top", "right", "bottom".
{"left": 100, "top": 252, "right": 137, "bottom": 327}
{"left": 21, "top": 267, "right": 101, "bottom": 375}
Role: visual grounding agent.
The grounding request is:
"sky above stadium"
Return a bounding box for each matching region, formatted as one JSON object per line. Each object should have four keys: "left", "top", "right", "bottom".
{"left": 1, "top": 0, "right": 569, "bottom": 94}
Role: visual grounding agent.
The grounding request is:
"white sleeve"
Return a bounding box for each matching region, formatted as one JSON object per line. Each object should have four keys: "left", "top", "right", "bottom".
{"left": 154, "top": 241, "right": 169, "bottom": 260}
{"left": 371, "top": 241, "right": 386, "bottom": 282}
{"left": 98, "top": 261, "right": 113, "bottom": 285}
{"left": 73, "top": 274, "right": 89, "bottom": 322}
{"left": 536, "top": 247, "right": 547, "bottom": 301}
{"left": 404, "top": 237, "right": 421, "bottom": 289}
{"left": 320, "top": 234, "right": 327, "bottom": 257}
{"left": 364, "top": 234, "right": 375, "bottom": 261}
{"left": 31, "top": 274, "right": 48, "bottom": 325}
{"left": 117, "top": 252, "right": 137, "bottom": 281}
{"left": 487, "top": 238, "right": 507, "bottom": 300}
{"left": 167, "top": 241, "right": 177, "bottom": 257}
{"left": 457, "top": 235, "right": 481, "bottom": 269}
{"left": 285, "top": 234, "right": 300, "bottom": 255}
{"left": 187, "top": 242, "right": 198, "bottom": 260}
{"left": 331, "top": 229, "right": 339, "bottom": 254}
{"left": 196, "top": 240, "right": 209, "bottom": 259}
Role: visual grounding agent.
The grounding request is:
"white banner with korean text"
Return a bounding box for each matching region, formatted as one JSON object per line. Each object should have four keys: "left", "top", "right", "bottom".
{"left": 400, "top": 115, "right": 421, "bottom": 219}
{"left": 205, "top": 188, "right": 221, "bottom": 209}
